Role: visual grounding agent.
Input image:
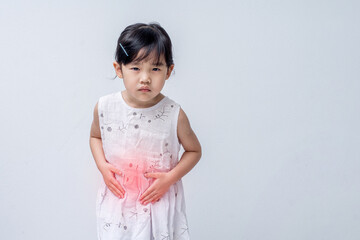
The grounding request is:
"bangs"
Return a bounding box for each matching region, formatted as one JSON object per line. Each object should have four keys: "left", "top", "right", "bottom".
{"left": 131, "top": 44, "right": 165, "bottom": 66}
{"left": 116, "top": 23, "right": 173, "bottom": 67}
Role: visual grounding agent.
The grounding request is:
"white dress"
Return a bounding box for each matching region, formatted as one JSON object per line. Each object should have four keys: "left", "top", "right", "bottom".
{"left": 96, "top": 91, "right": 190, "bottom": 240}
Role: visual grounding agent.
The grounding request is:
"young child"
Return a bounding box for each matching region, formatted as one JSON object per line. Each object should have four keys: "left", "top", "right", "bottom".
{"left": 89, "top": 22, "right": 202, "bottom": 240}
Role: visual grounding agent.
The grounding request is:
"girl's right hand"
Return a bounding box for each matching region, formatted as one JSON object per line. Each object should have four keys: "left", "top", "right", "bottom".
{"left": 99, "top": 162, "right": 125, "bottom": 198}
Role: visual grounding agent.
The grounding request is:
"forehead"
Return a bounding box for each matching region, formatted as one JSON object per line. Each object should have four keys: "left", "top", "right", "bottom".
{"left": 132, "top": 48, "right": 166, "bottom": 65}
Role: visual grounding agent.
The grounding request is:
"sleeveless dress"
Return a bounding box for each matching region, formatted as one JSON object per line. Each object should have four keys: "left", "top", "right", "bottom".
{"left": 96, "top": 91, "right": 190, "bottom": 240}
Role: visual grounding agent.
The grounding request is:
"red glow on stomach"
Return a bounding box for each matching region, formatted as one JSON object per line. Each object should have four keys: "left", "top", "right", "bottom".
{"left": 114, "top": 160, "right": 155, "bottom": 196}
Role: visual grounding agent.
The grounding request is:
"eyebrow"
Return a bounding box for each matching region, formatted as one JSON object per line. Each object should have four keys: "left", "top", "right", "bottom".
{"left": 131, "top": 61, "right": 165, "bottom": 66}
{"left": 151, "top": 62, "right": 165, "bottom": 67}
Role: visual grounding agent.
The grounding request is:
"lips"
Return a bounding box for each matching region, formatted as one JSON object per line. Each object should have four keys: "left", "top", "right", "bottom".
{"left": 139, "top": 87, "right": 150, "bottom": 91}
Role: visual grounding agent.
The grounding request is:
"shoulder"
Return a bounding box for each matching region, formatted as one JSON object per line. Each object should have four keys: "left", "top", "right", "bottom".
{"left": 176, "top": 107, "right": 201, "bottom": 152}
{"left": 177, "top": 107, "right": 189, "bottom": 136}
{"left": 97, "top": 91, "right": 122, "bottom": 111}
{"left": 163, "top": 96, "right": 185, "bottom": 125}
{"left": 176, "top": 104, "right": 193, "bottom": 139}
{"left": 94, "top": 101, "right": 99, "bottom": 114}
{"left": 164, "top": 96, "right": 180, "bottom": 108}
{"left": 177, "top": 108, "right": 191, "bottom": 134}
{"left": 93, "top": 91, "right": 119, "bottom": 122}
{"left": 90, "top": 101, "right": 101, "bottom": 138}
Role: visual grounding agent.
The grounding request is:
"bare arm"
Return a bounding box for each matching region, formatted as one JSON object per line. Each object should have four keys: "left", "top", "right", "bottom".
{"left": 89, "top": 102, "right": 107, "bottom": 171}
{"left": 167, "top": 107, "right": 202, "bottom": 183}
{"left": 140, "top": 107, "right": 202, "bottom": 204}
{"left": 89, "top": 102, "right": 125, "bottom": 198}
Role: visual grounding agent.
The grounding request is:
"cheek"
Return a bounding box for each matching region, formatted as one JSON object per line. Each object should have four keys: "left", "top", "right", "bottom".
{"left": 153, "top": 80, "right": 166, "bottom": 90}
{"left": 123, "top": 79, "right": 137, "bottom": 89}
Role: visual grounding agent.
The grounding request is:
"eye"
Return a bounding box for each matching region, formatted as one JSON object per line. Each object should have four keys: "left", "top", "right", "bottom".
{"left": 131, "top": 67, "right": 140, "bottom": 71}
{"left": 152, "top": 68, "right": 161, "bottom": 72}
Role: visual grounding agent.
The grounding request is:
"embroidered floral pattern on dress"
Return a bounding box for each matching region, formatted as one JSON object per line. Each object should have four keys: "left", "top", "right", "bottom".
{"left": 96, "top": 91, "right": 189, "bottom": 240}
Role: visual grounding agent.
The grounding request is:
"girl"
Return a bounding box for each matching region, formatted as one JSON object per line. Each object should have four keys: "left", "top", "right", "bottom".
{"left": 89, "top": 22, "right": 202, "bottom": 240}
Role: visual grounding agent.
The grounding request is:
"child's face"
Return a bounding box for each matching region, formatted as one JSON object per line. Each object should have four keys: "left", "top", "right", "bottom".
{"left": 113, "top": 50, "right": 174, "bottom": 107}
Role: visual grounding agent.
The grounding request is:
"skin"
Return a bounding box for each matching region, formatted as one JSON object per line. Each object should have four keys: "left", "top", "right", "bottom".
{"left": 89, "top": 50, "right": 202, "bottom": 205}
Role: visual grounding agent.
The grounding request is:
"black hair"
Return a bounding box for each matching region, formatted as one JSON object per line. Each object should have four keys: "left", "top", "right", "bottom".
{"left": 111, "top": 22, "right": 174, "bottom": 80}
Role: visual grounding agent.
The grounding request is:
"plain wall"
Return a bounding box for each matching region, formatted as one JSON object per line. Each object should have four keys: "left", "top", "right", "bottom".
{"left": 0, "top": 0, "right": 359, "bottom": 239}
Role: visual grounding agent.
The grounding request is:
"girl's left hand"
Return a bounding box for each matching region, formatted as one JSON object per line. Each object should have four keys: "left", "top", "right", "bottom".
{"left": 140, "top": 172, "right": 174, "bottom": 205}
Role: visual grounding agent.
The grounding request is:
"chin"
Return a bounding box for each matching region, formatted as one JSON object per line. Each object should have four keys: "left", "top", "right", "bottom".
{"left": 137, "top": 95, "right": 154, "bottom": 102}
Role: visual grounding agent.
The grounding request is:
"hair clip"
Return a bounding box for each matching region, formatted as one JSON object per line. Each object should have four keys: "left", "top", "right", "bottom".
{"left": 119, "top": 43, "right": 129, "bottom": 57}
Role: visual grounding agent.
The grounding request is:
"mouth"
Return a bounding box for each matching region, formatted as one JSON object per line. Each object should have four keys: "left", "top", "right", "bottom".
{"left": 139, "top": 87, "right": 151, "bottom": 92}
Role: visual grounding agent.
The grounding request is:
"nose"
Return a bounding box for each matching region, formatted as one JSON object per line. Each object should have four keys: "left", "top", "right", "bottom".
{"left": 140, "top": 72, "right": 151, "bottom": 84}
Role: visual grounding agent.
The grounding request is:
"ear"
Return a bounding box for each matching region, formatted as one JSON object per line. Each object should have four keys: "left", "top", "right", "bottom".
{"left": 165, "top": 64, "right": 175, "bottom": 80}
{"left": 113, "top": 61, "right": 123, "bottom": 79}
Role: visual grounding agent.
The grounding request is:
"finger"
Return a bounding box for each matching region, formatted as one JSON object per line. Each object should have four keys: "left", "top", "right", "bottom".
{"left": 111, "top": 166, "right": 122, "bottom": 176}
{"left": 148, "top": 194, "right": 161, "bottom": 204}
{"left": 111, "top": 178, "right": 125, "bottom": 195}
{"left": 152, "top": 198, "right": 161, "bottom": 204}
{"left": 109, "top": 182, "right": 123, "bottom": 197}
{"left": 110, "top": 179, "right": 125, "bottom": 195}
{"left": 110, "top": 188, "right": 122, "bottom": 198}
{"left": 142, "top": 192, "right": 158, "bottom": 204}
{"left": 144, "top": 172, "right": 161, "bottom": 179}
{"left": 109, "top": 184, "right": 124, "bottom": 198}
{"left": 139, "top": 187, "right": 153, "bottom": 201}
{"left": 140, "top": 189, "right": 156, "bottom": 202}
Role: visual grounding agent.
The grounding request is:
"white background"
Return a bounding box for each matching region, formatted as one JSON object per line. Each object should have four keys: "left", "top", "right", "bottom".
{"left": 1, "top": 0, "right": 359, "bottom": 239}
